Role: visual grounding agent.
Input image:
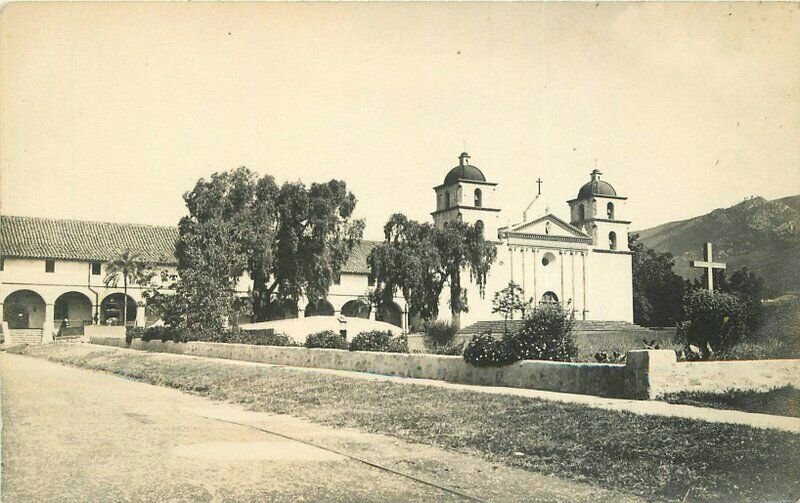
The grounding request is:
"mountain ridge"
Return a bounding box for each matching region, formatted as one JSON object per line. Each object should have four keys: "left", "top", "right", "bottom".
{"left": 635, "top": 195, "right": 800, "bottom": 295}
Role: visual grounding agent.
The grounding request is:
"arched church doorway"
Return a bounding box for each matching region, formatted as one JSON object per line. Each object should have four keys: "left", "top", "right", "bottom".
{"left": 305, "top": 299, "right": 335, "bottom": 317}
{"left": 376, "top": 302, "right": 402, "bottom": 328}
{"left": 540, "top": 291, "right": 559, "bottom": 305}
{"left": 341, "top": 300, "right": 370, "bottom": 319}
{"left": 54, "top": 291, "right": 93, "bottom": 328}
{"left": 3, "top": 290, "right": 46, "bottom": 329}
{"left": 100, "top": 293, "right": 137, "bottom": 326}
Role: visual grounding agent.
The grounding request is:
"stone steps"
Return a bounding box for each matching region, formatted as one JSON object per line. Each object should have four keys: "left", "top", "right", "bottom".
{"left": 7, "top": 329, "right": 43, "bottom": 345}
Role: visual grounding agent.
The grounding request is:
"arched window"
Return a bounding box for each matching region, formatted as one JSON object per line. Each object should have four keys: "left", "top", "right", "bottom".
{"left": 475, "top": 220, "right": 484, "bottom": 237}
{"left": 607, "top": 202, "right": 615, "bottom": 219}
{"left": 545, "top": 221, "right": 551, "bottom": 235}
{"left": 474, "top": 188, "right": 482, "bottom": 207}
{"left": 541, "top": 252, "right": 556, "bottom": 267}
{"left": 609, "top": 231, "right": 617, "bottom": 250}
{"left": 444, "top": 191, "right": 451, "bottom": 209}
{"left": 577, "top": 204, "right": 585, "bottom": 221}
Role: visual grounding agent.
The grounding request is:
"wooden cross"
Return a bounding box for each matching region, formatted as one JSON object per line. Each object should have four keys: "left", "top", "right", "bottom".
{"left": 691, "top": 242, "right": 726, "bottom": 290}
{"left": 536, "top": 178, "right": 543, "bottom": 195}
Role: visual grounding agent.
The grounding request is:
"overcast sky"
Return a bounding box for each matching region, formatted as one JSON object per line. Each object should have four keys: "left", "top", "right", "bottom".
{"left": 1, "top": 2, "right": 798, "bottom": 240}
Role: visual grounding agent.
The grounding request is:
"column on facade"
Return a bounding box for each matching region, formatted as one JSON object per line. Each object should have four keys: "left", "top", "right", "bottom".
{"left": 42, "top": 303, "right": 55, "bottom": 343}
{"left": 509, "top": 245, "right": 515, "bottom": 284}
{"left": 531, "top": 248, "right": 538, "bottom": 305}
{"left": 135, "top": 303, "right": 146, "bottom": 328}
{"left": 559, "top": 250, "right": 565, "bottom": 307}
{"left": 520, "top": 247, "right": 527, "bottom": 298}
{"left": 582, "top": 251, "right": 589, "bottom": 320}
{"left": 571, "top": 251, "right": 577, "bottom": 316}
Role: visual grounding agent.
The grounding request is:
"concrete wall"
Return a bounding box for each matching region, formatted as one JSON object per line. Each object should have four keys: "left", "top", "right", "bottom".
{"left": 88, "top": 339, "right": 800, "bottom": 400}
{"left": 91, "top": 336, "right": 628, "bottom": 397}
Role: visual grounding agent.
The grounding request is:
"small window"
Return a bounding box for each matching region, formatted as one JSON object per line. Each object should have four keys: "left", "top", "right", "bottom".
{"left": 45, "top": 259, "right": 55, "bottom": 273}
{"left": 91, "top": 262, "right": 101, "bottom": 275}
{"left": 577, "top": 205, "right": 585, "bottom": 221}
{"left": 444, "top": 191, "right": 451, "bottom": 209}
{"left": 609, "top": 231, "right": 617, "bottom": 250}
{"left": 607, "top": 202, "right": 615, "bottom": 219}
{"left": 474, "top": 188, "right": 482, "bottom": 207}
{"left": 0, "top": 257, "right": 4, "bottom": 271}
{"left": 475, "top": 220, "right": 484, "bottom": 237}
{"left": 334, "top": 273, "right": 341, "bottom": 285}
{"left": 541, "top": 252, "right": 556, "bottom": 267}
{"left": 368, "top": 273, "right": 375, "bottom": 286}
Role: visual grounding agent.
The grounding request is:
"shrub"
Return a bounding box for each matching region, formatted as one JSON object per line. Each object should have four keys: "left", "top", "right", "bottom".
{"left": 463, "top": 331, "right": 518, "bottom": 367}
{"left": 139, "top": 325, "right": 185, "bottom": 343}
{"left": 305, "top": 330, "right": 348, "bottom": 350}
{"left": 678, "top": 290, "right": 749, "bottom": 359}
{"left": 349, "top": 330, "right": 407, "bottom": 353}
{"left": 194, "top": 328, "right": 297, "bottom": 347}
{"left": 506, "top": 304, "right": 577, "bottom": 362}
{"left": 422, "top": 320, "right": 463, "bottom": 354}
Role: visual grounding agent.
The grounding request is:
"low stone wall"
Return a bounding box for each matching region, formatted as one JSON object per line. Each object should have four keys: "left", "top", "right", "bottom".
{"left": 91, "top": 336, "right": 628, "bottom": 398}
{"left": 658, "top": 357, "right": 800, "bottom": 396}
{"left": 89, "top": 338, "right": 800, "bottom": 400}
{"left": 84, "top": 326, "right": 126, "bottom": 339}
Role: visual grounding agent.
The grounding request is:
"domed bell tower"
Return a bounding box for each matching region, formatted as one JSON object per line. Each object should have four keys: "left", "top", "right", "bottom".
{"left": 567, "top": 169, "right": 630, "bottom": 251}
{"left": 432, "top": 152, "right": 501, "bottom": 241}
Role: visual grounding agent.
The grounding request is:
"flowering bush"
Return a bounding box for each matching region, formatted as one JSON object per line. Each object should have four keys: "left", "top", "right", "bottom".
{"left": 677, "top": 289, "right": 748, "bottom": 359}
{"left": 463, "top": 331, "right": 518, "bottom": 367}
{"left": 349, "top": 330, "right": 408, "bottom": 353}
{"left": 506, "top": 305, "right": 577, "bottom": 362}
{"left": 305, "top": 330, "right": 348, "bottom": 350}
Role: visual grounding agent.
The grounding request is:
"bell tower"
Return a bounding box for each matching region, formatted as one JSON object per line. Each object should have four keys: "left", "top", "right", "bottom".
{"left": 432, "top": 152, "right": 501, "bottom": 241}
{"left": 567, "top": 169, "right": 630, "bottom": 251}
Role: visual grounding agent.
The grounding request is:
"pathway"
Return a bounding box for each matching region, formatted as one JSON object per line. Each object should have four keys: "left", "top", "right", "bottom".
{"left": 0, "top": 352, "right": 641, "bottom": 502}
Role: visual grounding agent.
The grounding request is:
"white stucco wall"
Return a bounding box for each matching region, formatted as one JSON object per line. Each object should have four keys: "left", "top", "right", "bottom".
{"left": 587, "top": 251, "right": 633, "bottom": 322}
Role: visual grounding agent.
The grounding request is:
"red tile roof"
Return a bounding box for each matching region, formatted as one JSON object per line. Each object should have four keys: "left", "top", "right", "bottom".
{"left": 341, "top": 240, "right": 379, "bottom": 274}
{"left": 1, "top": 215, "right": 380, "bottom": 273}
{"left": 1, "top": 215, "right": 179, "bottom": 265}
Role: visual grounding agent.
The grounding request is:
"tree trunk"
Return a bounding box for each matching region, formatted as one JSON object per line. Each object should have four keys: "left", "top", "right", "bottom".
{"left": 450, "top": 270, "right": 462, "bottom": 330}
{"left": 251, "top": 269, "right": 269, "bottom": 322}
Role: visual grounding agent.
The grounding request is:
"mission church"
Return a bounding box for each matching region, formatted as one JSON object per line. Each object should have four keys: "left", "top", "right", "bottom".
{"left": 0, "top": 152, "right": 633, "bottom": 343}
{"left": 433, "top": 152, "right": 633, "bottom": 328}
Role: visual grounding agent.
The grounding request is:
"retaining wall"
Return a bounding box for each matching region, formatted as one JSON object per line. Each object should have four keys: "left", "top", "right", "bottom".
{"left": 89, "top": 337, "right": 800, "bottom": 399}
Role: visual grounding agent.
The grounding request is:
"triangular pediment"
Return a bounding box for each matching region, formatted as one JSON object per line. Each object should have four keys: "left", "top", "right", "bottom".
{"left": 504, "top": 214, "right": 590, "bottom": 239}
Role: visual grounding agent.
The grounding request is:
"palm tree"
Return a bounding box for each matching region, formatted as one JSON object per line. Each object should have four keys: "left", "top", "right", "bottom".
{"left": 104, "top": 250, "right": 151, "bottom": 326}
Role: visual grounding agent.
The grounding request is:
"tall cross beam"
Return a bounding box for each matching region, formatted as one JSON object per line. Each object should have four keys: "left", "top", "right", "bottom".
{"left": 691, "top": 242, "right": 726, "bottom": 291}
{"left": 536, "top": 178, "right": 543, "bottom": 195}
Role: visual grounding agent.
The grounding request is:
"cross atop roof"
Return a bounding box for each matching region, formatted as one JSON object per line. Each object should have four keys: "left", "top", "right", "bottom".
{"left": 536, "top": 178, "right": 543, "bottom": 195}
{"left": 691, "top": 242, "right": 727, "bottom": 290}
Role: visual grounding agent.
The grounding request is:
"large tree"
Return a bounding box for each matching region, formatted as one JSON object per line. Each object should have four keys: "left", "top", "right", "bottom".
{"left": 629, "top": 233, "right": 686, "bottom": 327}
{"left": 175, "top": 167, "right": 364, "bottom": 331}
{"left": 368, "top": 214, "right": 496, "bottom": 328}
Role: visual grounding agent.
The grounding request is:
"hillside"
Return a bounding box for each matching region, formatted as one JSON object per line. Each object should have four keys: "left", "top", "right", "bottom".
{"left": 635, "top": 195, "right": 800, "bottom": 295}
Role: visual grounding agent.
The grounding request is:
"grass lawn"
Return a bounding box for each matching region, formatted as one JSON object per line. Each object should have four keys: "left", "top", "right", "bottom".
{"left": 663, "top": 386, "right": 800, "bottom": 419}
{"left": 9, "top": 343, "right": 800, "bottom": 502}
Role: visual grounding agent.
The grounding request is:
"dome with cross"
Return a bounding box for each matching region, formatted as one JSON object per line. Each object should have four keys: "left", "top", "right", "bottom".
{"left": 577, "top": 169, "right": 617, "bottom": 199}
{"left": 443, "top": 152, "right": 487, "bottom": 185}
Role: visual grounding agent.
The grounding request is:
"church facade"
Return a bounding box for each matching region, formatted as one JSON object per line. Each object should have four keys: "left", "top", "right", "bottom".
{"left": 432, "top": 153, "right": 634, "bottom": 327}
